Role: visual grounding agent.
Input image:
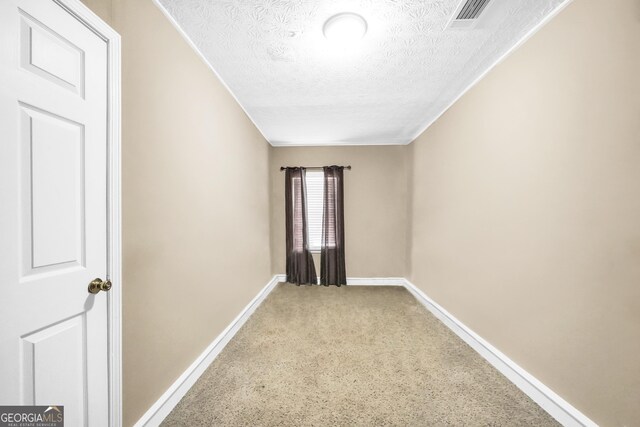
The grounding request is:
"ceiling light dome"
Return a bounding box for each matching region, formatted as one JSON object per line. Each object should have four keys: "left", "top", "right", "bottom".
{"left": 323, "top": 13, "right": 367, "bottom": 43}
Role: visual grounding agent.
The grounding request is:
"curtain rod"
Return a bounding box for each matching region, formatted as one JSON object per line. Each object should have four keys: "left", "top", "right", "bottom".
{"left": 280, "top": 166, "right": 351, "bottom": 171}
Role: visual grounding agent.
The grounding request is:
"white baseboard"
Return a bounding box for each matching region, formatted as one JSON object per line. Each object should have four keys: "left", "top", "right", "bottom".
{"left": 347, "top": 277, "right": 405, "bottom": 286}
{"left": 278, "top": 276, "right": 405, "bottom": 286}
{"left": 133, "top": 274, "right": 285, "bottom": 427}
{"left": 402, "top": 279, "right": 597, "bottom": 427}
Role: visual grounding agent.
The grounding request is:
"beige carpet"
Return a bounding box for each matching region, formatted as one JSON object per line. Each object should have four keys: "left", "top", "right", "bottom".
{"left": 162, "top": 284, "right": 558, "bottom": 426}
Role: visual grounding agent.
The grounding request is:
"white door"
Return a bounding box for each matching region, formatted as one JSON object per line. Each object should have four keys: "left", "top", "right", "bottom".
{"left": 0, "top": 0, "right": 110, "bottom": 425}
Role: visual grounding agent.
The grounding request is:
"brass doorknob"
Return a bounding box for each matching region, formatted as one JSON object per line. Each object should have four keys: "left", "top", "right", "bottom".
{"left": 88, "top": 278, "right": 112, "bottom": 294}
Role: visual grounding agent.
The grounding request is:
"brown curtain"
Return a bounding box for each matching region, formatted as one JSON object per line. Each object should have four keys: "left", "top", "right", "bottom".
{"left": 320, "top": 166, "right": 346, "bottom": 286}
{"left": 285, "top": 167, "right": 317, "bottom": 285}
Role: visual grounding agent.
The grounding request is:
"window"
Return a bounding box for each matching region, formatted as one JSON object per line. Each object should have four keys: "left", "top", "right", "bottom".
{"left": 305, "top": 170, "right": 338, "bottom": 252}
{"left": 305, "top": 170, "right": 324, "bottom": 252}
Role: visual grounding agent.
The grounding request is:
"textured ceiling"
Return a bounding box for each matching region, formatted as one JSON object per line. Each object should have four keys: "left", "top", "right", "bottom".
{"left": 157, "top": 0, "right": 567, "bottom": 146}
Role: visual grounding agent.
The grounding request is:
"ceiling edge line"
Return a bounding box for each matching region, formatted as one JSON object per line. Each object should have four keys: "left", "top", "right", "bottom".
{"left": 151, "top": 0, "right": 273, "bottom": 145}
{"left": 406, "top": 0, "right": 574, "bottom": 146}
{"left": 270, "top": 141, "right": 409, "bottom": 147}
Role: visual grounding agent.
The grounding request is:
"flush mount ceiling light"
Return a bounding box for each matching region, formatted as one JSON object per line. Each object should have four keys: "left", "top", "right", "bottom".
{"left": 323, "top": 13, "right": 367, "bottom": 43}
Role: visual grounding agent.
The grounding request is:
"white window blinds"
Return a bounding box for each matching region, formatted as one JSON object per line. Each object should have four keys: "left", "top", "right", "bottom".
{"left": 305, "top": 170, "right": 324, "bottom": 252}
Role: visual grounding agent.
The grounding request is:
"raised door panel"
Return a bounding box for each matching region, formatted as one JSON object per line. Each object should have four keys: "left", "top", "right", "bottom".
{"left": 21, "top": 315, "right": 86, "bottom": 426}
{"left": 20, "top": 10, "right": 85, "bottom": 96}
{"left": 20, "top": 104, "right": 85, "bottom": 277}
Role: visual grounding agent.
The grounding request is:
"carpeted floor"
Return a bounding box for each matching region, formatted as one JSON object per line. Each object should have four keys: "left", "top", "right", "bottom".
{"left": 162, "top": 284, "right": 558, "bottom": 426}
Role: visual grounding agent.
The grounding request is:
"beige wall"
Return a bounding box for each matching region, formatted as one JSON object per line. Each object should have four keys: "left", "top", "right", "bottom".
{"left": 81, "top": 0, "right": 271, "bottom": 425}
{"left": 409, "top": 1, "right": 640, "bottom": 425}
{"left": 270, "top": 146, "right": 410, "bottom": 277}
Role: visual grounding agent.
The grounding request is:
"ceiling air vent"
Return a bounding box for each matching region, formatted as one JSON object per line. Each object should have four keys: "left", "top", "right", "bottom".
{"left": 448, "top": 0, "right": 492, "bottom": 29}
{"left": 456, "top": 0, "right": 491, "bottom": 20}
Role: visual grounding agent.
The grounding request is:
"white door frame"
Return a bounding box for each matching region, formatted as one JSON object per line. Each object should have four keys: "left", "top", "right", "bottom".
{"left": 50, "top": 0, "right": 122, "bottom": 425}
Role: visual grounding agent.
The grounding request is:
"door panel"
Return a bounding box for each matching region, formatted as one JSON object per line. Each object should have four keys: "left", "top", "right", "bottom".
{"left": 20, "top": 10, "right": 85, "bottom": 96}
{"left": 21, "top": 315, "right": 87, "bottom": 426}
{"left": 21, "top": 104, "right": 85, "bottom": 273}
{"left": 0, "top": 0, "right": 109, "bottom": 425}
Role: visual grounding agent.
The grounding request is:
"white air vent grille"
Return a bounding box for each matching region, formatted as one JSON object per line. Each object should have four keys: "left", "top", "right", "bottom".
{"left": 455, "top": 0, "right": 491, "bottom": 20}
